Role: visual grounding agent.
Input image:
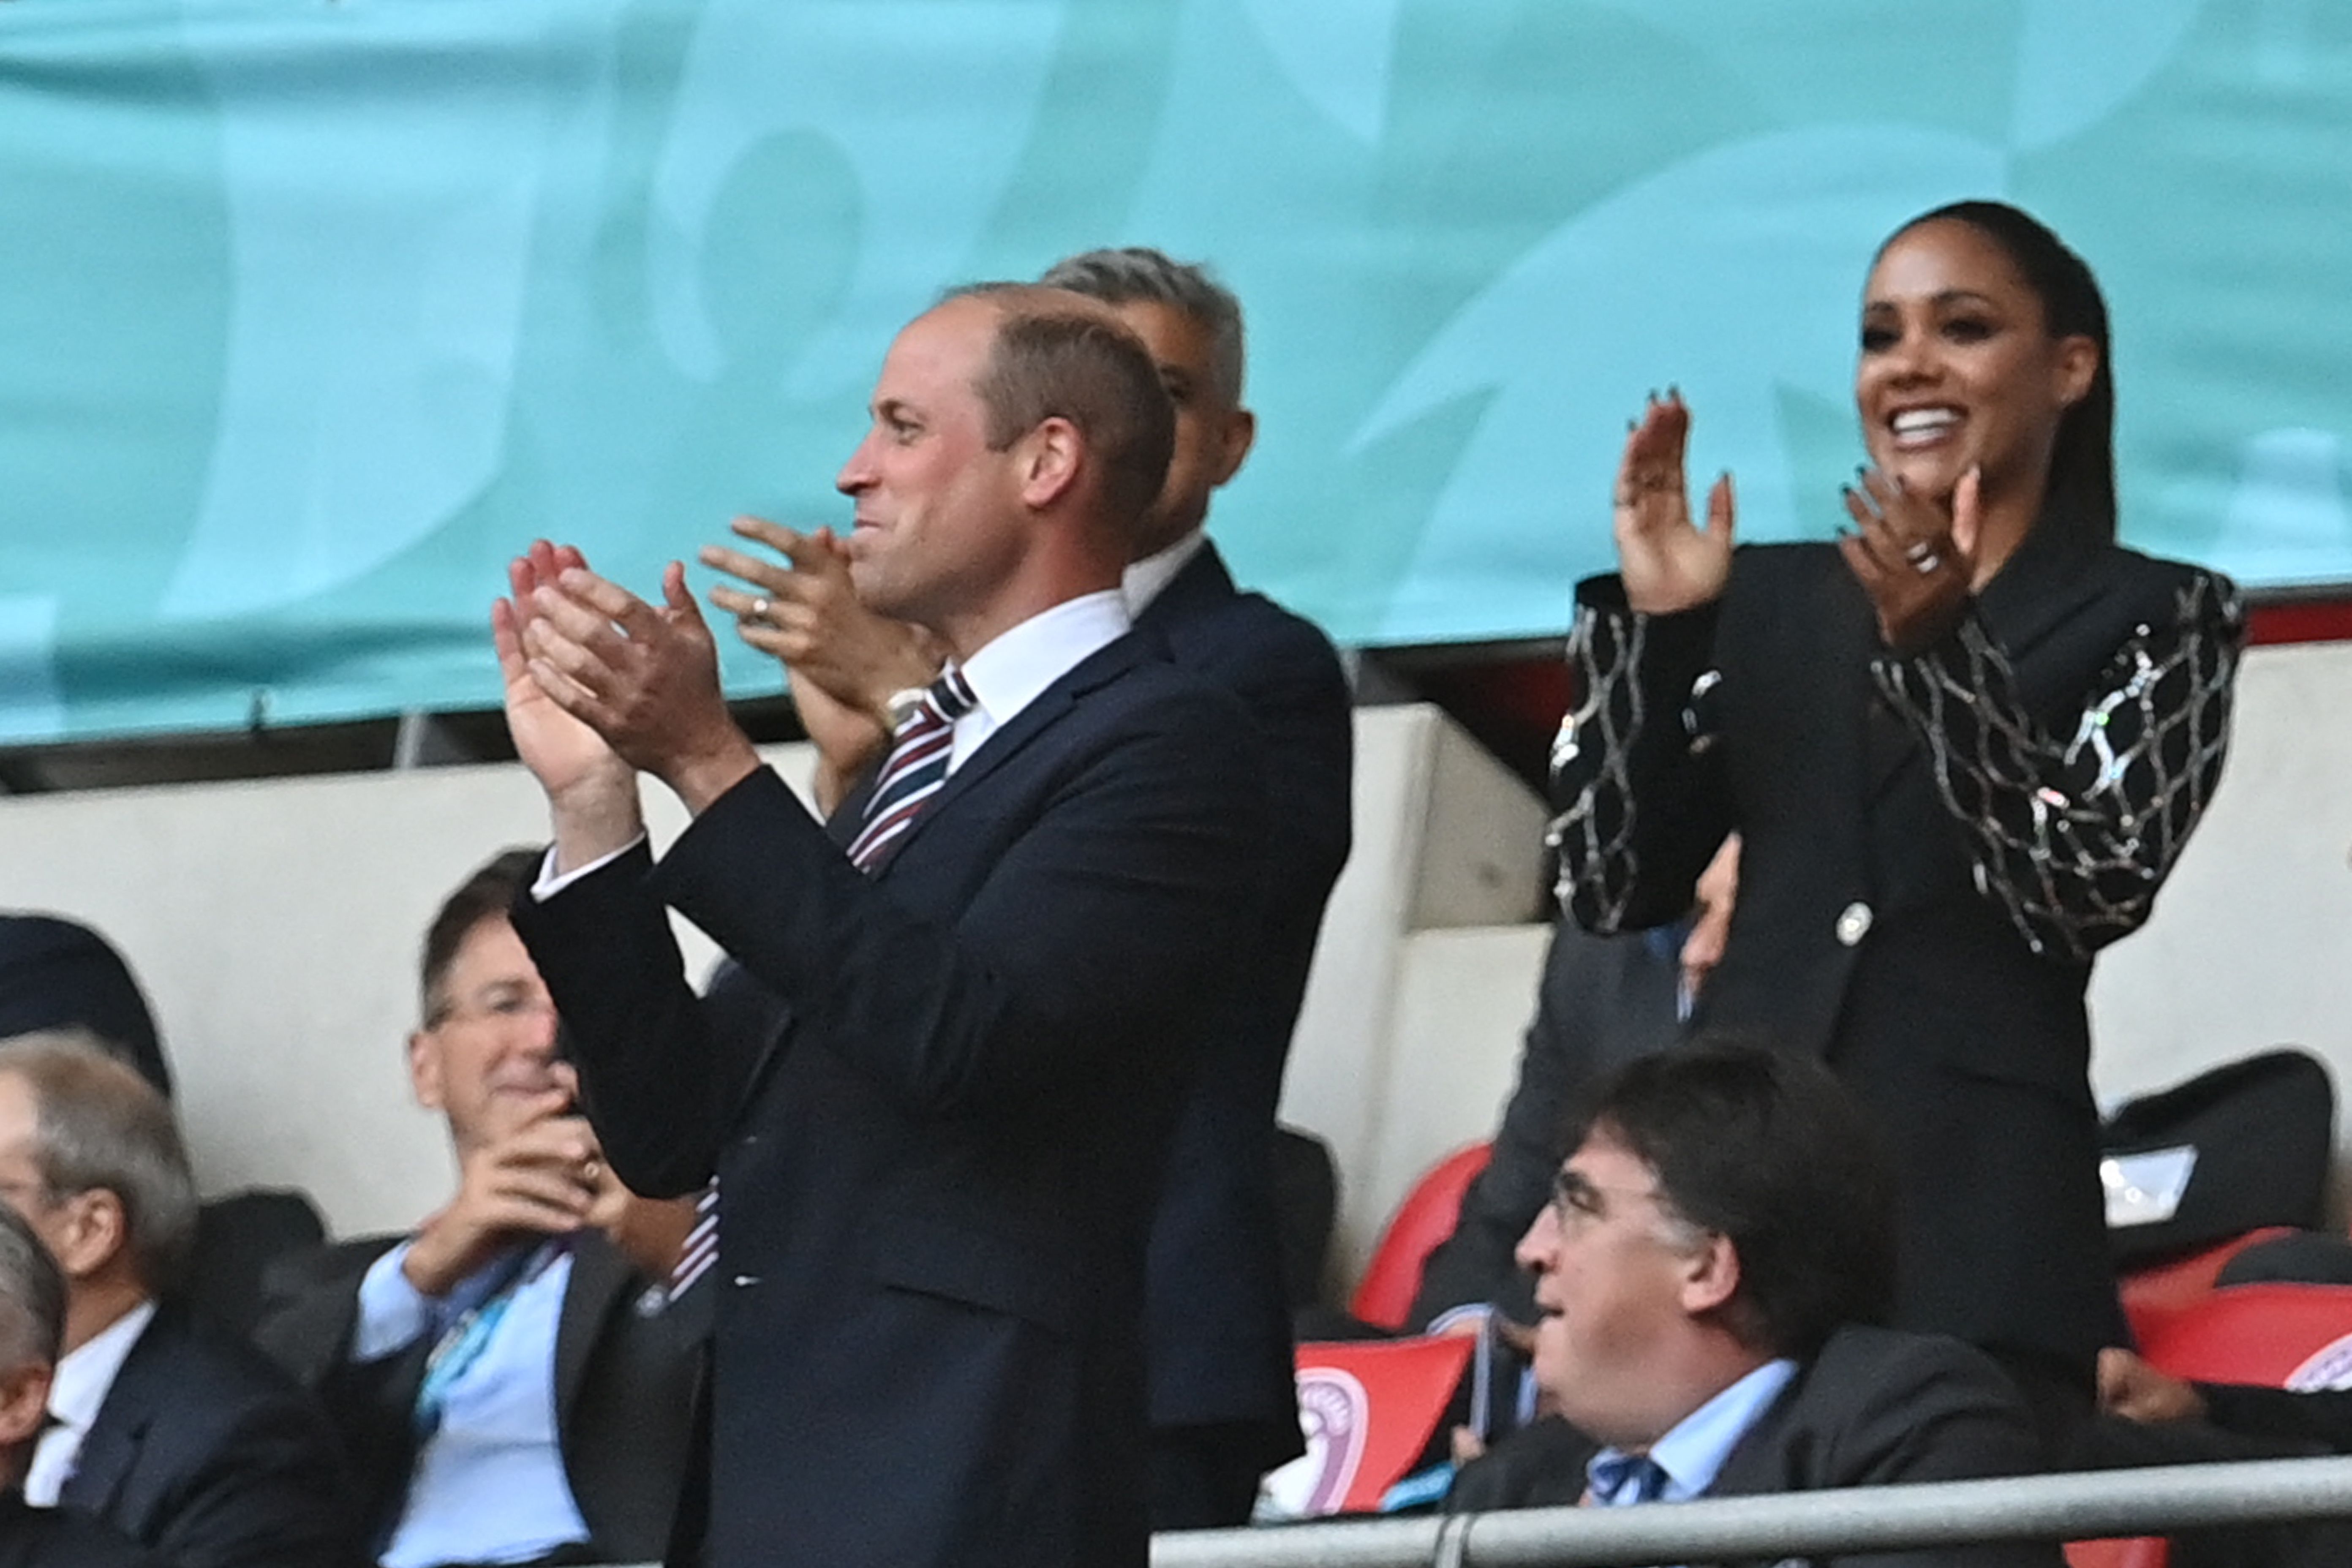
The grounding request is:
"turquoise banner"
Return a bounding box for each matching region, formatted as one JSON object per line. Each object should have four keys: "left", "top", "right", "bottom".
{"left": 3, "top": 0, "right": 2348, "bottom": 741}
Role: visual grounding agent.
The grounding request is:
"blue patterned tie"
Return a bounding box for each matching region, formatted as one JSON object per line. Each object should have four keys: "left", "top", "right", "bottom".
{"left": 1588, "top": 1450, "right": 1673, "bottom": 1506}
{"left": 846, "top": 667, "right": 980, "bottom": 871}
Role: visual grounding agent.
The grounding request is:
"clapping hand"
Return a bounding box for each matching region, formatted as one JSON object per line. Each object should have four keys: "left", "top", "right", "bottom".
{"left": 700, "top": 518, "right": 944, "bottom": 793}
{"left": 517, "top": 553, "right": 762, "bottom": 815}
{"left": 495, "top": 542, "right": 631, "bottom": 808}
{"left": 1836, "top": 465, "right": 1978, "bottom": 655}
{"left": 403, "top": 1086, "right": 602, "bottom": 1297}
{"left": 1614, "top": 390, "right": 1734, "bottom": 615}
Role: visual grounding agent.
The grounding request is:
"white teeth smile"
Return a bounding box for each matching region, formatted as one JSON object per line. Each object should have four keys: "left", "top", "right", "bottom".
{"left": 1890, "top": 408, "right": 1960, "bottom": 447}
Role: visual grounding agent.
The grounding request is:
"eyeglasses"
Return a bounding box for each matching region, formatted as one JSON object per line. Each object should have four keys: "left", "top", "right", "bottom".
{"left": 1547, "top": 1166, "right": 1712, "bottom": 1252}
{"left": 425, "top": 984, "right": 557, "bottom": 1031}
{"left": 1547, "top": 1167, "right": 1668, "bottom": 1227}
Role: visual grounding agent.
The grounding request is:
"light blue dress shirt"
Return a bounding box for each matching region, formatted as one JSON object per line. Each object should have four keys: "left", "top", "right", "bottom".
{"left": 355, "top": 1241, "right": 593, "bottom": 1568}
{"left": 1587, "top": 1357, "right": 1800, "bottom": 1509}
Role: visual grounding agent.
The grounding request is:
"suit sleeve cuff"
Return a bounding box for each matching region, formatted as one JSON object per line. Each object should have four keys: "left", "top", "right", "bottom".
{"left": 532, "top": 837, "right": 649, "bottom": 902}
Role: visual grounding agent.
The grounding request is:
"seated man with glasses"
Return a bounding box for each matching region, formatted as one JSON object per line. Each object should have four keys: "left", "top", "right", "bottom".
{"left": 0, "top": 1033, "right": 346, "bottom": 1568}
{"left": 1449, "top": 1040, "right": 2058, "bottom": 1568}
{"left": 258, "top": 849, "right": 706, "bottom": 1568}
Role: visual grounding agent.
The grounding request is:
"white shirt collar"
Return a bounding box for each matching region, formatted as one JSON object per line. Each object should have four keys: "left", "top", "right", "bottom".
{"left": 48, "top": 1298, "right": 155, "bottom": 1435}
{"left": 950, "top": 590, "right": 1131, "bottom": 770}
{"left": 23, "top": 1296, "right": 160, "bottom": 1505}
{"left": 1121, "top": 530, "right": 1210, "bottom": 618}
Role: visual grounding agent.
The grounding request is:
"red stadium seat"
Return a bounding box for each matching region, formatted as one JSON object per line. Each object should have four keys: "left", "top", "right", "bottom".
{"left": 2064, "top": 1537, "right": 2169, "bottom": 1568}
{"left": 2137, "top": 1282, "right": 2352, "bottom": 1388}
{"left": 2117, "top": 1227, "right": 2295, "bottom": 1347}
{"left": 1348, "top": 1142, "right": 1492, "bottom": 1331}
{"left": 2077, "top": 1279, "right": 2352, "bottom": 1568}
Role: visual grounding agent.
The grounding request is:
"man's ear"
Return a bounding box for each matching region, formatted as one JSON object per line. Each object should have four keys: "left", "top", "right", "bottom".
{"left": 408, "top": 1029, "right": 445, "bottom": 1112}
{"left": 0, "top": 1360, "right": 52, "bottom": 1450}
{"left": 52, "top": 1188, "right": 127, "bottom": 1281}
{"left": 1209, "top": 408, "right": 1257, "bottom": 489}
{"left": 1678, "top": 1231, "right": 1742, "bottom": 1317}
{"left": 1015, "top": 417, "right": 1083, "bottom": 511}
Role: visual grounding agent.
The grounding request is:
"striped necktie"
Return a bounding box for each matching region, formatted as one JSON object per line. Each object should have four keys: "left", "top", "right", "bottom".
{"left": 846, "top": 667, "right": 979, "bottom": 871}
{"left": 668, "top": 1182, "right": 719, "bottom": 1298}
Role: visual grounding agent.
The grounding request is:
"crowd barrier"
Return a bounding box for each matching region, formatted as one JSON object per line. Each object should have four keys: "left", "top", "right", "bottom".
{"left": 1151, "top": 1455, "right": 2352, "bottom": 1567}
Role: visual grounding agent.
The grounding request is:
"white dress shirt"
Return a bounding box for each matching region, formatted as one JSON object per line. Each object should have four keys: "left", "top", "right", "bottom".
{"left": 944, "top": 588, "right": 1130, "bottom": 771}
{"left": 24, "top": 1298, "right": 157, "bottom": 1507}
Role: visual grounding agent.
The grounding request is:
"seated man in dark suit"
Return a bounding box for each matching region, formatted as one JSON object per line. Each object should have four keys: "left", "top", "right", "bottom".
{"left": 0, "top": 1033, "right": 347, "bottom": 1568}
{"left": 1451, "top": 1040, "right": 2058, "bottom": 1568}
{"left": 256, "top": 849, "right": 704, "bottom": 1568}
{"left": 0, "top": 1201, "right": 159, "bottom": 1566}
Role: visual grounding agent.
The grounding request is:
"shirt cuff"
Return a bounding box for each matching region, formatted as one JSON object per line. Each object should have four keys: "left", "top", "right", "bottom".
{"left": 352, "top": 1241, "right": 436, "bottom": 1362}
{"left": 531, "top": 837, "right": 647, "bottom": 902}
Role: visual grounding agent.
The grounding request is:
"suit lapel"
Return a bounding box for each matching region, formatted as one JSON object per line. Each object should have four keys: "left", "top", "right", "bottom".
{"left": 1972, "top": 518, "right": 2108, "bottom": 692}
{"left": 863, "top": 631, "right": 1160, "bottom": 876}
{"left": 58, "top": 1307, "right": 170, "bottom": 1516}
{"left": 1804, "top": 562, "right": 1906, "bottom": 806}
{"left": 553, "top": 1237, "right": 631, "bottom": 1441}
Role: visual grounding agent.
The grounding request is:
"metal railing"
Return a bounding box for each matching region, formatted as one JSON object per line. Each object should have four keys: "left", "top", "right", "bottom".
{"left": 1152, "top": 1455, "right": 2352, "bottom": 1566}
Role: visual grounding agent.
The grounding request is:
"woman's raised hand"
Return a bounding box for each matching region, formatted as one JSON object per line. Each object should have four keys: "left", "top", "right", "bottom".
{"left": 1613, "top": 390, "right": 1734, "bottom": 615}
{"left": 1837, "top": 464, "right": 1979, "bottom": 655}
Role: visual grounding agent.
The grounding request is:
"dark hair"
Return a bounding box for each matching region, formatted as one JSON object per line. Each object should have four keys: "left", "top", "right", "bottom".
{"left": 1884, "top": 200, "right": 2116, "bottom": 542}
{"left": 1563, "top": 1037, "right": 1897, "bottom": 1359}
{"left": 1037, "top": 246, "right": 1247, "bottom": 408}
{"left": 0, "top": 1202, "right": 64, "bottom": 1371}
{"left": 942, "top": 284, "right": 1176, "bottom": 539}
{"left": 0, "top": 1032, "right": 199, "bottom": 1297}
{"left": 420, "top": 849, "right": 541, "bottom": 1025}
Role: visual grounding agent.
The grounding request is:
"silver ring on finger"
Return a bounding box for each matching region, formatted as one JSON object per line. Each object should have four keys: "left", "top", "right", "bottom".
{"left": 746, "top": 596, "right": 773, "bottom": 626}
{"left": 1909, "top": 550, "right": 1941, "bottom": 577}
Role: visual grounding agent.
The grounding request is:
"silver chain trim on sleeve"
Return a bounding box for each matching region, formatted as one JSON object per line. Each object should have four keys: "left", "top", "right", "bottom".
{"left": 1871, "top": 574, "right": 2245, "bottom": 963}
{"left": 1547, "top": 603, "right": 1646, "bottom": 931}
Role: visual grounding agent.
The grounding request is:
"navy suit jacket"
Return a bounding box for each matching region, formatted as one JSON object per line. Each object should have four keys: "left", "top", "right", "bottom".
{"left": 1451, "top": 1326, "right": 2059, "bottom": 1568}
{"left": 57, "top": 1302, "right": 348, "bottom": 1568}
{"left": 254, "top": 1231, "right": 705, "bottom": 1564}
{"left": 0, "top": 1492, "right": 160, "bottom": 1568}
{"left": 514, "top": 629, "right": 1267, "bottom": 1568}
{"left": 1134, "top": 543, "right": 1351, "bottom": 1454}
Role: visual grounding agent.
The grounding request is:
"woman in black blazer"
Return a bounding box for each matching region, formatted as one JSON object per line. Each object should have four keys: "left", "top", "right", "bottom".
{"left": 1549, "top": 201, "right": 2244, "bottom": 1447}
